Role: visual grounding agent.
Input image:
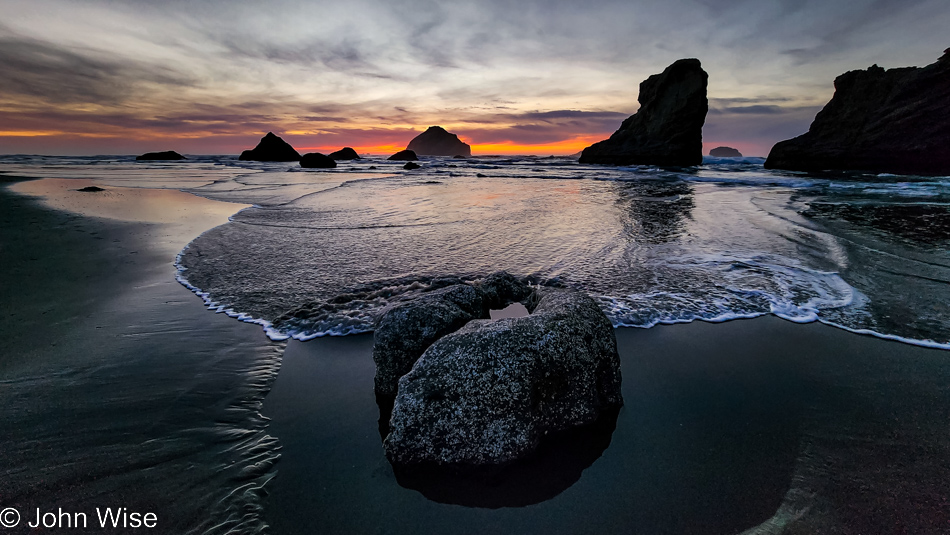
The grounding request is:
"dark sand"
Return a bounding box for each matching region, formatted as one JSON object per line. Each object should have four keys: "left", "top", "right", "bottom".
{"left": 263, "top": 318, "right": 950, "bottom": 535}
{"left": 0, "top": 180, "right": 282, "bottom": 533}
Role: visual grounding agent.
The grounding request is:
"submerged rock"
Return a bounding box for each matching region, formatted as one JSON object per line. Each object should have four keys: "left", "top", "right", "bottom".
{"left": 328, "top": 147, "right": 361, "bottom": 160}
{"left": 239, "top": 132, "right": 301, "bottom": 162}
{"left": 579, "top": 59, "right": 708, "bottom": 166}
{"left": 383, "top": 288, "right": 623, "bottom": 466}
{"left": 299, "top": 152, "right": 337, "bottom": 168}
{"left": 709, "top": 146, "right": 742, "bottom": 157}
{"left": 407, "top": 126, "right": 472, "bottom": 157}
{"left": 136, "top": 150, "right": 185, "bottom": 161}
{"left": 403, "top": 162, "right": 421, "bottom": 170}
{"left": 388, "top": 149, "right": 418, "bottom": 161}
{"left": 765, "top": 50, "right": 950, "bottom": 176}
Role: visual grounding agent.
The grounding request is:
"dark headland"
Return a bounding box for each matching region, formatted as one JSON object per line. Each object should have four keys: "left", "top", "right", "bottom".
{"left": 765, "top": 49, "right": 950, "bottom": 175}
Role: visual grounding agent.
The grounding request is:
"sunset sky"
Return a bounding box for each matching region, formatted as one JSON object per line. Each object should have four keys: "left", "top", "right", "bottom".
{"left": 1, "top": 0, "right": 947, "bottom": 157}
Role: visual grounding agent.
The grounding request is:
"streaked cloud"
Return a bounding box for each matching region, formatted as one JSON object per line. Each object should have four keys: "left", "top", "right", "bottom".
{"left": 0, "top": 0, "right": 947, "bottom": 155}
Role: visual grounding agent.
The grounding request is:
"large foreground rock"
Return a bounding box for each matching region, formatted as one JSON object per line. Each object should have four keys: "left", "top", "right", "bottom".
{"left": 384, "top": 288, "right": 623, "bottom": 466}
{"left": 136, "top": 150, "right": 185, "bottom": 161}
{"left": 765, "top": 50, "right": 950, "bottom": 175}
{"left": 239, "top": 132, "right": 301, "bottom": 162}
{"left": 373, "top": 285, "right": 485, "bottom": 396}
{"left": 579, "top": 59, "right": 708, "bottom": 166}
{"left": 407, "top": 126, "right": 472, "bottom": 157}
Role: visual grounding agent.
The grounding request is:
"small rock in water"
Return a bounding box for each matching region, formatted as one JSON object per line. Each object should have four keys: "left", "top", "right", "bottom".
{"left": 77, "top": 186, "right": 105, "bottom": 192}
{"left": 300, "top": 152, "right": 337, "bottom": 168}
{"left": 388, "top": 149, "right": 418, "bottom": 161}
{"left": 404, "top": 162, "right": 421, "bottom": 170}
{"left": 709, "top": 146, "right": 742, "bottom": 157}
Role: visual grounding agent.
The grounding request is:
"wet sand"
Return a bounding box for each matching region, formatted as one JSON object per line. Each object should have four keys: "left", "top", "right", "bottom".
{"left": 0, "top": 179, "right": 281, "bottom": 533}
{"left": 262, "top": 318, "right": 950, "bottom": 534}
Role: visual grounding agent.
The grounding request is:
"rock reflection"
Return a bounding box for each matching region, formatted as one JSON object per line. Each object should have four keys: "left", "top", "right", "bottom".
{"left": 377, "top": 396, "right": 619, "bottom": 508}
{"left": 615, "top": 179, "right": 695, "bottom": 244}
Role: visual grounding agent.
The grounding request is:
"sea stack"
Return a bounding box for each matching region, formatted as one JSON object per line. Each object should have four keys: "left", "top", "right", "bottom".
{"left": 765, "top": 49, "right": 950, "bottom": 176}
{"left": 406, "top": 126, "right": 472, "bottom": 157}
{"left": 238, "top": 132, "right": 301, "bottom": 162}
{"left": 709, "top": 146, "right": 742, "bottom": 157}
{"left": 328, "top": 147, "right": 361, "bottom": 160}
{"left": 579, "top": 59, "right": 708, "bottom": 166}
{"left": 136, "top": 151, "right": 185, "bottom": 161}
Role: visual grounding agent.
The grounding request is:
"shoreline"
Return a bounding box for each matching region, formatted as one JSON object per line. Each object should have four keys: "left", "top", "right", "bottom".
{"left": 0, "top": 179, "right": 283, "bottom": 534}
{"left": 262, "top": 316, "right": 950, "bottom": 534}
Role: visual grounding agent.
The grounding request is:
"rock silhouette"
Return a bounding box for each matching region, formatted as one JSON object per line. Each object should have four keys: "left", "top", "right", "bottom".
{"left": 580, "top": 59, "right": 708, "bottom": 166}
{"left": 136, "top": 151, "right": 185, "bottom": 161}
{"left": 328, "top": 147, "right": 361, "bottom": 160}
{"left": 403, "top": 162, "right": 420, "bottom": 170}
{"left": 388, "top": 149, "right": 418, "bottom": 161}
{"left": 407, "top": 126, "right": 472, "bottom": 157}
{"left": 300, "top": 153, "right": 337, "bottom": 168}
{"left": 238, "top": 132, "right": 301, "bottom": 162}
{"left": 765, "top": 49, "right": 950, "bottom": 176}
{"left": 709, "top": 146, "right": 742, "bottom": 157}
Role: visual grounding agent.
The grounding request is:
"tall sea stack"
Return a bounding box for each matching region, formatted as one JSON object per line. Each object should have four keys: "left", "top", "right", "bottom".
{"left": 765, "top": 49, "right": 950, "bottom": 176}
{"left": 406, "top": 126, "right": 472, "bottom": 157}
{"left": 579, "top": 59, "right": 708, "bottom": 166}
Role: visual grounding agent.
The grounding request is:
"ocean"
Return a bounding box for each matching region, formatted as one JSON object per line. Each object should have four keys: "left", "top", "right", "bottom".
{"left": 2, "top": 154, "right": 949, "bottom": 533}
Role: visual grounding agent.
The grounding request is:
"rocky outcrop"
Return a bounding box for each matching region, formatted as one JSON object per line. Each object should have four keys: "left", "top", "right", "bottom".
{"left": 300, "top": 152, "right": 337, "bottom": 168}
{"left": 238, "top": 132, "right": 301, "bottom": 162}
{"left": 403, "top": 162, "right": 421, "bottom": 170}
{"left": 407, "top": 126, "right": 472, "bottom": 157}
{"left": 373, "top": 284, "right": 486, "bottom": 396}
{"left": 372, "top": 273, "right": 537, "bottom": 396}
{"left": 383, "top": 288, "right": 623, "bottom": 466}
{"left": 579, "top": 59, "right": 708, "bottom": 166}
{"left": 136, "top": 150, "right": 185, "bottom": 161}
{"left": 765, "top": 50, "right": 950, "bottom": 175}
{"left": 388, "top": 149, "right": 418, "bottom": 161}
{"left": 328, "top": 147, "right": 361, "bottom": 160}
{"left": 709, "top": 146, "right": 742, "bottom": 157}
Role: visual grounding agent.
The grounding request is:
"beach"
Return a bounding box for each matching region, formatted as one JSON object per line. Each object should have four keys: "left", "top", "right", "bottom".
{"left": 262, "top": 318, "right": 950, "bottom": 534}
{"left": 2, "top": 166, "right": 949, "bottom": 534}
{"left": 0, "top": 177, "right": 282, "bottom": 533}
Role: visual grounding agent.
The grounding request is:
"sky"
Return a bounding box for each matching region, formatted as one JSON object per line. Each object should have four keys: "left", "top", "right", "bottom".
{"left": 0, "top": 0, "right": 947, "bottom": 157}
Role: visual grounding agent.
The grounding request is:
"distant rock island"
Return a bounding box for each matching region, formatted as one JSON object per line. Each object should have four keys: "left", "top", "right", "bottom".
{"left": 406, "top": 126, "right": 471, "bottom": 157}
{"left": 328, "top": 147, "right": 361, "bottom": 160}
{"left": 136, "top": 150, "right": 185, "bottom": 161}
{"left": 765, "top": 49, "right": 950, "bottom": 175}
{"left": 388, "top": 149, "right": 418, "bottom": 161}
{"left": 300, "top": 153, "right": 337, "bottom": 168}
{"left": 580, "top": 59, "right": 708, "bottom": 166}
{"left": 239, "top": 132, "right": 301, "bottom": 162}
{"left": 709, "top": 146, "right": 742, "bottom": 157}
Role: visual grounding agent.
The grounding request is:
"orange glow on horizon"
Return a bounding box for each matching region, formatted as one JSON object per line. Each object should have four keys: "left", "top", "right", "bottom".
{"left": 299, "top": 135, "right": 606, "bottom": 157}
